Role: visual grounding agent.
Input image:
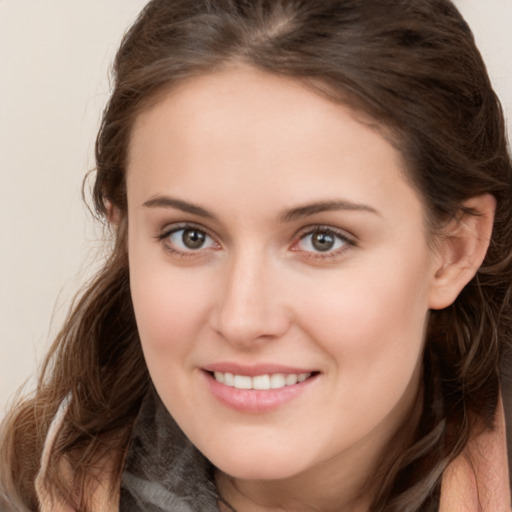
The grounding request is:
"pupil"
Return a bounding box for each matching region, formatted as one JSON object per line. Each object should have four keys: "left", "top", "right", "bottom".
{"left": 312, "top": 232, "right": 334, "bottom": 251}
{"left": 182, "top": 229, "right": 205, "bottom": 249}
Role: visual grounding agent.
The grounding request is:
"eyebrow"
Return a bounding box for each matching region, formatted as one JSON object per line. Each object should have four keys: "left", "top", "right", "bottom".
{"left": 143, "top": 195, "right": 379, "bottom": 222}
{"left": 279, "top": 200, "right": 380, "bottom": 222}
{"left": 143, "top": 195, "right": 216, "bottom": 218}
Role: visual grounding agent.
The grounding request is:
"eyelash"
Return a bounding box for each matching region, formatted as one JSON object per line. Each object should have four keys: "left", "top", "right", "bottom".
{"left": 155, "top": 223, "right": 219, "bottom": 258}
{"left": 155, "top": 223, "right": 356, "bottom": 260}
{"left": 292, "top": 225, "right": 355, "bottom": 260}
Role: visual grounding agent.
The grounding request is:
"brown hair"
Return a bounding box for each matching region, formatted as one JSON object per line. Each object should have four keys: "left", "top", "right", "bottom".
{"left": 1, "top": 1, "right": 511, "bottom": 510}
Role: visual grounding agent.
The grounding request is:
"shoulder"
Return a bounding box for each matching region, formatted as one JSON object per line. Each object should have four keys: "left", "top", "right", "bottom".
{"left": 35, "top": 397, "right": 120, "bottom": 512}
{"left": 440, "top": 395, "right": 511, "bottom": 512}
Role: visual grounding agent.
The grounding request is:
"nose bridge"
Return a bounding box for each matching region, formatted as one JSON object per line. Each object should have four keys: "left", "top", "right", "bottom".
{"left": 212, "top": 245, "right": 288, "bottom": 345}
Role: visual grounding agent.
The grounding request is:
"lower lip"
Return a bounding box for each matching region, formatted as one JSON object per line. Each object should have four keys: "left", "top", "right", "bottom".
{"left": 202, "top": 371, "right": 318, "bottom": 413}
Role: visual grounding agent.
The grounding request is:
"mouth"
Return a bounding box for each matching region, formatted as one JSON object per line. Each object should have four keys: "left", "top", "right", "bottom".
{"left": 201, "top": 366, "right": 320, "bottom": 413}
{"left": 207, "top": 371, "right": 317, "bottom": 390}
{"left": 201, "top": 363, "right": 320, "bottom": 412}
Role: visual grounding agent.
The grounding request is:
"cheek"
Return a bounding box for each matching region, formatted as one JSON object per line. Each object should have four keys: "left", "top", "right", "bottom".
{"left": 128, "top": 261, "right": 216, "bottom": 412}
{"left": 295, "top": 253, "right": 431, "bottom": 387}
{"left": 128, "top": 250, "right": 213, "bottom": 358}
{"left": 292, "top": 264, "right": 430, "bottom": 448}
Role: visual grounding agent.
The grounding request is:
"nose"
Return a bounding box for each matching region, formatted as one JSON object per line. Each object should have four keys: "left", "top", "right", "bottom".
{"left": 209, "top": 249, "right": 291, "bottom": 348}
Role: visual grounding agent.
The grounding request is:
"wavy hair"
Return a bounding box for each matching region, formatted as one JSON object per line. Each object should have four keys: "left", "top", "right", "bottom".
{"left": 1, "top": 1, "right": 511, "bottom": 510}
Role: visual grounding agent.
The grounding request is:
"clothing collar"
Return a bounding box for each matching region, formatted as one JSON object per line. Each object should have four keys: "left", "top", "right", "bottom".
{"left": 120, "top": 386, "right": 224, "bottom": 512}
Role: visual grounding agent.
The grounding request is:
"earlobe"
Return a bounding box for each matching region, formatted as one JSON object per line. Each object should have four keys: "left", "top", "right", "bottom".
{"left": 428, "top": 194, "right": 496, "bottom": 310}
{"left": 105, "top": 201, "right": 122, "bottom": 226}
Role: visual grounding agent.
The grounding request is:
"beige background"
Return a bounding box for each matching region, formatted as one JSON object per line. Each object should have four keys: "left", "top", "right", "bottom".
{"left": 1, "top": 0, "right": 512, "bottom": 415}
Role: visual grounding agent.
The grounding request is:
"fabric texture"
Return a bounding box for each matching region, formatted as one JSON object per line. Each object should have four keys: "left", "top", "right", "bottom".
{"left": 35, "top": 388, "right": 511, "bottom": 512}
{"left": 119, "top": 386, "right": 222, "bottom": 511}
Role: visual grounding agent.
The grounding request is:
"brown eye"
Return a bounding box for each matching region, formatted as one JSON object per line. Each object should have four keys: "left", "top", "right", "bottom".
{"left": 161, "top": 226, "right": 217, "bottom": 253}
{"left": 182, "top": 228, "right": 206, "bottom": 249}
{"left": 311, "top": 231, "right": 335, "bottom": 252}
{"left": 294, "top": 227, "right": 352, "bottom": 256}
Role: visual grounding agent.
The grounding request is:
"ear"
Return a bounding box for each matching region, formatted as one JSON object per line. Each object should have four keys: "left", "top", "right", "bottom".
{"left": 428, "top": 194, "right": 496, "bottom": 310}
{"left": 105, "top": 200, "right": 121, "bottom": 226}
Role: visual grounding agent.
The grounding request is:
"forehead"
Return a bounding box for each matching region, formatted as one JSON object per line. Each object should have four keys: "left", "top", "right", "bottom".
{"left": 126, "top": 65, "right": 422, "bottom": 225}
{"left": 128, "top": 65, "right": 400, "bottom": 159}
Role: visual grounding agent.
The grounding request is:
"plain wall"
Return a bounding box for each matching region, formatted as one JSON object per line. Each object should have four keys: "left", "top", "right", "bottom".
{"left": 0, "top": 0, "right": 148, "bottom": 413}
{"left": 1, "top": 0, "right": 512, "bottom": 415}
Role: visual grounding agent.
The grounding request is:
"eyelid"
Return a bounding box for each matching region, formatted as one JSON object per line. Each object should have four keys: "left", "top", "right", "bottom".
{"left": 290, "top": 225, "right": 356, "bottom": 257}
{"left": 295, "top": 224, "right": 355, "bottom": 243}
{"left": 155, "top": 222, "right": 221, "bottom": 256}
{"left": 157, "top": 221, "right": 213, "bottom": 239}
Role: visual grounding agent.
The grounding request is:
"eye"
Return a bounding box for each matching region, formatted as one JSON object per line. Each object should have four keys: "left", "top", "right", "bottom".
{"left": 293, "top": 227, "right": 353, "bottom": 256}
{"left": 158, "top": 225, "right": 218, "bottom": 254}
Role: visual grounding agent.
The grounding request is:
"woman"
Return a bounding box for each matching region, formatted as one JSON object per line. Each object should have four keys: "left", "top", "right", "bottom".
{"left": 1, "top": 0, "right": 510, "bottom": 510}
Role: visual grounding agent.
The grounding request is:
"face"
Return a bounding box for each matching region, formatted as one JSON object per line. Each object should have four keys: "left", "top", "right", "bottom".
{"left": 126, "top": 66, "right": 440, "bottom": 485}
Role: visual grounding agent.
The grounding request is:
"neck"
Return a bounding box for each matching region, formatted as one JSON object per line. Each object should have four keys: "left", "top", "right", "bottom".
{"left": 216, "top": 467, "right": 371, "bottom": 512}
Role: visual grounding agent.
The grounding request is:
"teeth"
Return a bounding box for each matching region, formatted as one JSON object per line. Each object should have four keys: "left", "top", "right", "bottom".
{"left": 285, "top": 374, "right": 298, "bottom": 386}
{"left": 212, "top": 371, "right": 312, "bottom": 390}
{"left": 270, "top": 373, "right": 286, "bottom": 389}
{"left": 233, "top": 375, "right": 252, "bottom": 389}
{"left": 224, "top": 372, "right": 234, "bottom": 386}
{"left": 253, "top": 374, "right": 270, "bottom": 390}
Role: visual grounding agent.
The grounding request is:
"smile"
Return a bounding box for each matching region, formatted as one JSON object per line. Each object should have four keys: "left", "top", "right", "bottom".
{"left": 213, "top": 372, "right": 312, "bottom": 390}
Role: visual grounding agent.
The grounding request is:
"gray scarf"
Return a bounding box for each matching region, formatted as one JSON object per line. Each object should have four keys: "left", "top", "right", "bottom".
{"left": 120, "top": 386, "right": 233, "bottom": 511}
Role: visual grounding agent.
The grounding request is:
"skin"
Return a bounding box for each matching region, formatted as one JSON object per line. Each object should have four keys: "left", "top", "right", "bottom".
{"left": 125, "top": 66, "right": 492, "bottom": 511}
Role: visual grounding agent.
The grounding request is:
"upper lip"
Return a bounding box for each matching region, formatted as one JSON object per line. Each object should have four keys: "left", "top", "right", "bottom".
{"left": 202, "top": 362, "right": 317, "bottom": 376}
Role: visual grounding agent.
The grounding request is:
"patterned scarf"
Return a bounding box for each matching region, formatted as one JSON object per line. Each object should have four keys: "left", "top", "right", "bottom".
{"left": 119, "top": 386, "right": 232, "bottom": 511}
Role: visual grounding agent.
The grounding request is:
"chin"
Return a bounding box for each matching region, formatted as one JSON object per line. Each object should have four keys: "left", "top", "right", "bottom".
{"left": 208, "top": 446, "right": 310, "bottom": 481}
